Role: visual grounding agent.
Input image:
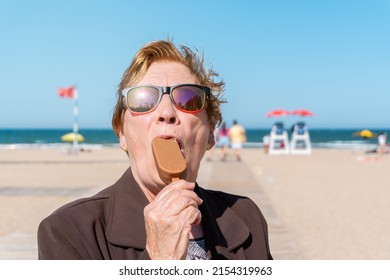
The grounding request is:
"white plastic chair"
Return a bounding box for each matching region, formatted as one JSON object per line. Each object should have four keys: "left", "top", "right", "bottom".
{"left": 290, "top": 122, "right": 312, "bottom": 155}
{"left": 269, "top": 122, "right": 289, "bottom": 155}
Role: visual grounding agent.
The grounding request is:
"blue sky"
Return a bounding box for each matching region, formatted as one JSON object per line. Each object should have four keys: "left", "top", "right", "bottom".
{"left": 1, "top": 0, "right": 389, "bottom": 129}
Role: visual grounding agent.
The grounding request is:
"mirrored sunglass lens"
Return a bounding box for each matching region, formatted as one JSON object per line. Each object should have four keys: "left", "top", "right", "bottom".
{"left": 127, "top": 87, "right": 159, "bottom": 113}
{"left": 172, "top": 86, "right": 205, "bottom": 112}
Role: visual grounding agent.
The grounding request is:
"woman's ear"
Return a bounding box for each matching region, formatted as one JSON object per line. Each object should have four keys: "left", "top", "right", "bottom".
{"left": 119, "top": 131, "right": 128, "bottom": 152}
{"left": 207, "top": 129, "right": 216, "bottom": 150}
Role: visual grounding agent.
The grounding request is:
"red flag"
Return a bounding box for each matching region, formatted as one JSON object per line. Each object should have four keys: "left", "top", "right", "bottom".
{"left": 58, "top": 86, "right": 75, "bottom": 98}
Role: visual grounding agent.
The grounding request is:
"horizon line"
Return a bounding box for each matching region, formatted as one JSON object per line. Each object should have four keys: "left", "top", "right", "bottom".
{"left": 1, "top": 127, "right": 390, "bottom": 131}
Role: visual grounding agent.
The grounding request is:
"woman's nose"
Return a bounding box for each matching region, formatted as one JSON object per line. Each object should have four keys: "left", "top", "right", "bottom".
{"left": 155, "top": 95, "right": 179, "bottom": 124}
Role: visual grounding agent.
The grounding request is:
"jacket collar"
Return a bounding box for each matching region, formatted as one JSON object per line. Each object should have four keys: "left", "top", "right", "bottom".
{"left": 106, "top": 168, "right": 250, "bottom": 257}
{"left": 106, "top": 168, "right": 149, "bottom": 249}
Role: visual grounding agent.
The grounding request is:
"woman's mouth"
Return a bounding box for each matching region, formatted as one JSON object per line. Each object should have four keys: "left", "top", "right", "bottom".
{"left": 155, "top": 135, "right": 185, "bottom": 155}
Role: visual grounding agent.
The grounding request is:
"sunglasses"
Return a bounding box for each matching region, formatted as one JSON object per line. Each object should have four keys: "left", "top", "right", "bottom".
{"left": 121, "top": 84, "right": 210, "bottom": 114}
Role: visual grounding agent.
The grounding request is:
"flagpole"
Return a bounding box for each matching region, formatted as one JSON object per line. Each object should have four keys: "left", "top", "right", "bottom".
{"left": 73, "top": 86, "right": 79, "bottom": 155}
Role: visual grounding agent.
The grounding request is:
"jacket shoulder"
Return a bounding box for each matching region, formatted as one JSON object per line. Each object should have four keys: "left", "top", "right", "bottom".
{"left": 197, "top": 186, "right": 272, "bottom": 259}
{"left": 40, "top": 185, "right": 114, "bottom": 238}
{"left": 53, "top": 186, "right": 112, "bottom": 217}
{"left": 37, "top": 186, "right": 114, "bottom": 259}
{"left": 199, "top": 187, "right": 268, "bottom": 230}
{"left": 201, "top": 188, "right": 258, "bottom": 210}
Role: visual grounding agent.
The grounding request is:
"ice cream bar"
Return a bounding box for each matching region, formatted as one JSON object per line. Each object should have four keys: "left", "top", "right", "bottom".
{"left": 152, "top": 137, "right": 187, "bottom": 183}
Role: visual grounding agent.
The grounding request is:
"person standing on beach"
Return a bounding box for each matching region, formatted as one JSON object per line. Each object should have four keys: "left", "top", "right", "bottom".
{"left": 216, "top": 122, "right": 230, "bottom": 161}
{"left": 228, "top": 120, "right": 246, "bottom": 161}
{"left": 378, "top": 132, "right": 388, "bottom": 154}
{"left": 262, "top": 134, "right": 270, "bottom": 154}
{"left": 37, "top": 39, "right": 272, "bottom": 260}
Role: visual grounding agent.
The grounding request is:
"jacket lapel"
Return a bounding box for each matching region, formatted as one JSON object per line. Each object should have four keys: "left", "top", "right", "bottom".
{"left": 106, "top": 168, "right": 149, "bottom": 249}
{"left": 196, "top": 185, "right": 250, "bottom": 259}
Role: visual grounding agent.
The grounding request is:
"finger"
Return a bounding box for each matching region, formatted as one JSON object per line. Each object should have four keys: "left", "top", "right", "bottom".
{"left": 144, "top": 189, "right": 201, "bottom": 221}
{"left": 147, "top": 191, "right": 201, "bottom": 221}
{"left": 179, "top": 205, "right": 202, "bottom": 226}
{"left": 169, "top": 194, "right": 200, "bottom": 215}
{"left": 153, "top": 186, "right": 203, "bottom": 209}
{"left": 155, "top": 180, "right": 196, "bottom": 202}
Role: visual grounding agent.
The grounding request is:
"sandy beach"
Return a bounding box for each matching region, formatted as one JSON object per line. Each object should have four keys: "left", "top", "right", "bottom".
{"left": 0, "top": 146, "right": 389, "bottom": 259}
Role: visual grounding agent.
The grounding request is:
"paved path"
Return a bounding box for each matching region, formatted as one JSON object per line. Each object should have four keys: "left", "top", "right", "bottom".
{"left": 0, "top": 232, "right": 37, "bottom": 260}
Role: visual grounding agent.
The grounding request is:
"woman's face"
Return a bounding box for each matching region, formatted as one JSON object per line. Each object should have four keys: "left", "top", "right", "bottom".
{"left": 119, "top": 61, "right": 215, "bottom": 194}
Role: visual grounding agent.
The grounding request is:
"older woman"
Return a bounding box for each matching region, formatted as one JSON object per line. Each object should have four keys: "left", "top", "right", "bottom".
{"left": 38, "top": 40, "right": 272, "bottom": 260}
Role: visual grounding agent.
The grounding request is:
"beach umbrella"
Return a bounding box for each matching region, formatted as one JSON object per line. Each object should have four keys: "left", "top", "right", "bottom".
{"left": 61, "top": 132, "right": 85, "bottom": 142}
{"left": 266, "top": 109, "right": 290, "bottom": 117}
{"left": 290, "top": 109, "right": 314, "bottom": 117}
{"left": 352, "top": 130, "right": 377, "bottom": 139}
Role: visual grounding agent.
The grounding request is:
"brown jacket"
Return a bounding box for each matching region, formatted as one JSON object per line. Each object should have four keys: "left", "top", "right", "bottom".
{"left": 38, "top": 168, "right": 272, "bottom": 260}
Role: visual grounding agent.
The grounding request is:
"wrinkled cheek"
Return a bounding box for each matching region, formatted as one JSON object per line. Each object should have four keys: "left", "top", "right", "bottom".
{"left": 185, "top": 148, "right": 205, "bottom": 182}
{"left": 125, "top": 132, "right": 148, "bottom": 166}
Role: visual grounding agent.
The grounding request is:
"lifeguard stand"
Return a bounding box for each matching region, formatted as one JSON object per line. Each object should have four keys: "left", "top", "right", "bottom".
{"left": 290, "top": 122, "right": 312, "bottom": 154}
{"left": 269, "top": 122, "right": 289, "bottom": 155}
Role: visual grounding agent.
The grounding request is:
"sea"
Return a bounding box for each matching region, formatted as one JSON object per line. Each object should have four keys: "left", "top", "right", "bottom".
{"left": 0, "top": 128, "right": 388, "bottom": 150}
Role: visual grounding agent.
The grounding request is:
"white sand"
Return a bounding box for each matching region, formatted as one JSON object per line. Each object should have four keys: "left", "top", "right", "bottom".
{"left": 0, "top": 147, "right": 389, "bottom": 259}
